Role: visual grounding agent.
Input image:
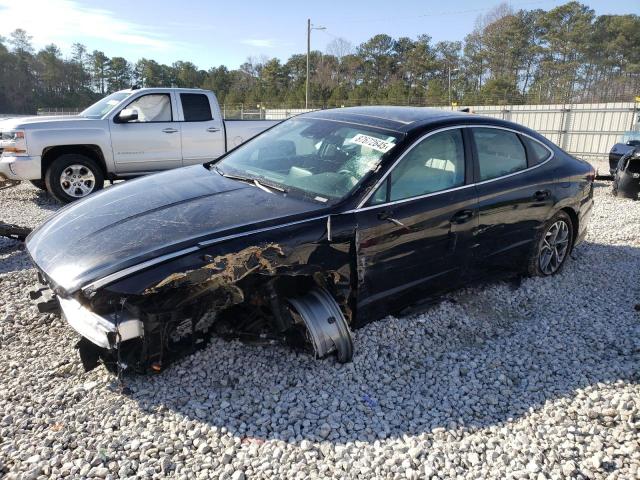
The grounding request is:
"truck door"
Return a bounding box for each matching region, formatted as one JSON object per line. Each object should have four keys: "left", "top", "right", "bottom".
{"left": 178, "top": 92, "right": 225, "bottom": 165}
{"left": 109, "top": 92, "right": 182, "bottom": 173}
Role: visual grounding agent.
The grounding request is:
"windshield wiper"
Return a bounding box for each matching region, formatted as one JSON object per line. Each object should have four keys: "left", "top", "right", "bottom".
{"left": 214, "top": 165, "right": 286, "bottom": 193}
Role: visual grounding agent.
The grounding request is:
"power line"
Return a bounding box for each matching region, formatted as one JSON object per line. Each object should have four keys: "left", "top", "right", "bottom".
{"left": 316, "top": 0, "right": 558, "bottom": 25}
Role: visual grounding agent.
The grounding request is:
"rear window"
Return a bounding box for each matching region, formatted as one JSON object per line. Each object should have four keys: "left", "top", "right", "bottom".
{"left": 181, "top": 93, "right": 212, "bottom": 122}
{"left": 521, "top": 136, "right": 551, "bottom": 166}
{"left": 472, "top": 128, "right": 527, "bottom": 181}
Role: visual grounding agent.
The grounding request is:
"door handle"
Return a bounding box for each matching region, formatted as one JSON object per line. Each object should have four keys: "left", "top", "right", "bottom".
{"left": 162, "top": 128, "right": 178, "bottom": 133}
{"left": 533, "top": 190, "right": 550, "bottom": 201}
{"left": 377, "top": 210, "right": 405, "bottom": 227}
{"left": 451, "top": 209, "right": 474, "bottom": 224}
{"left": 207, "top": 127, "right": 220, "bottom": 133}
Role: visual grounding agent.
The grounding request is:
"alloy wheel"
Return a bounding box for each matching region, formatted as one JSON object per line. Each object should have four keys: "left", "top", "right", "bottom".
{"left": 59, "top": 164, "right": 96, "bottom": 198}
{"left": 539, "top": 220, "right": 570, "bottom": 275}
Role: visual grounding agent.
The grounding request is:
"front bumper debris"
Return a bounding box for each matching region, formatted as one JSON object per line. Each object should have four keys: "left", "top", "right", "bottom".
{"left": 0, "top": 222, "right": 31, "bottom": 241}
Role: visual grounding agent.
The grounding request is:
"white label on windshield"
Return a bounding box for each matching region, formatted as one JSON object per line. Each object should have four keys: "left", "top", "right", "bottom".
{"left": 349, "top": 134, "right": 395, "bottom": 153}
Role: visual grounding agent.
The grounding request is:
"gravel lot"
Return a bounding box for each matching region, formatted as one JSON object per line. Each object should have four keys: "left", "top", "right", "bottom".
{"left": 1, "top": 181, "right": 639, "bottom": 479}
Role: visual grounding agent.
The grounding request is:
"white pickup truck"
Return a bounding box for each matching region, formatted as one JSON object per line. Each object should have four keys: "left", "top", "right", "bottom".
{"left": 0, "top": 88, "right": 279, "bottom": 202}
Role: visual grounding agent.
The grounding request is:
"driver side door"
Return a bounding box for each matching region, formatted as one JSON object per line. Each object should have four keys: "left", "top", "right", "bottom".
{"left": 110, "top": 92, "right": 182, "bottom": 174}
{"left": 354, "top": 127, "right": 478, "bottom": 319}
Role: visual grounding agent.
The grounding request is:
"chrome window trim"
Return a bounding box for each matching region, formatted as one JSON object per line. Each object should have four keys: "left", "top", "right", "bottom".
{"left": 355, "top": 124, "right": 554, "bottom": 210}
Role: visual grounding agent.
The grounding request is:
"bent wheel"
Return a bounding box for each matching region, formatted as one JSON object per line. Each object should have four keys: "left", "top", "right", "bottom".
{"left": 286, "top": 288, "right": 354, "bottom": 363}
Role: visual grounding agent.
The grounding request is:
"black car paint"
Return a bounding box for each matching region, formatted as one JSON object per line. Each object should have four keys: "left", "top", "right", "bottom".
{"left": 609, "top": 140, "right": 640, "bottom": 174}
{"left": 613, "top": 147, "right": 640, "bottom": 199}
{"left": 26, "top": 107, "right": 595, "bottom": 369}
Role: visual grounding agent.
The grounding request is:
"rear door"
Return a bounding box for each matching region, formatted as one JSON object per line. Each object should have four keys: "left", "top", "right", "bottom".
{"left": 178, "top": 92, "right": 225, "bottom": 165}
{"left": 470, "top": 126, "right": 556, "bottom": 274}
{"left": 110, "top": 92, "right": 182, "bottom": 173}
{"left": 355, "top": 127, "right": 478, "bottom": 316}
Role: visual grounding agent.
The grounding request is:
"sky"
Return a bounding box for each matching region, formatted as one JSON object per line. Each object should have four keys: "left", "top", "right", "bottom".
{"left": 0, "top": 0, "right": 637, "bottom": 70}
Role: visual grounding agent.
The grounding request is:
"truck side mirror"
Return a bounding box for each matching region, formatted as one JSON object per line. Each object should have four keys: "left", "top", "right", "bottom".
{"left": 115, "top": 108, "right": 139, "bottom": 123}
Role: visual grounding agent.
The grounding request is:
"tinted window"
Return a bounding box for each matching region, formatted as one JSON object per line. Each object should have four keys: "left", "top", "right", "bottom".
{"left": 473, "top": 128, "right": 527, "bottom": 181}
{"left": 125, "top": 94, "right": 172, "bottom": 122}
{"left": 521, "top": 136, "right": 551, "bottom": 166}
{"left": 373, "top": 129, "right": 465, "bottom": 203}
{"left": 181, "top": 93, "right": 213, "bottom": 122}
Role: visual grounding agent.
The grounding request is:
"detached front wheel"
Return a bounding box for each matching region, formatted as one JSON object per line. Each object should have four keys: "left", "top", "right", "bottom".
{"left": 45, "top": 154, "right": 104, "bottom": 203}
{"left": 528, "top": 211, "right": 573, "bottom": 276}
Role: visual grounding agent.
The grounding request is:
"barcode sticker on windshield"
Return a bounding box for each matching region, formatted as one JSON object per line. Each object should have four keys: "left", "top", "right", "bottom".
{"left": 349, "top": 134, "right": 395, "bottom": 153}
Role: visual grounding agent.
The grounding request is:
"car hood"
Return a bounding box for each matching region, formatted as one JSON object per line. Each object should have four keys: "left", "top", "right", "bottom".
{"left": 0, "top": 115, "right": 91, "bottom": 131}
{"left": 26, "top": 165, "right": 327, "bottom": 293}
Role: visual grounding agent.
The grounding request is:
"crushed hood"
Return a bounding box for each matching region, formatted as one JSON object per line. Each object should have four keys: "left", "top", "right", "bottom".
{"left": 26, "top": 165, "right": 326, "bottom": 293}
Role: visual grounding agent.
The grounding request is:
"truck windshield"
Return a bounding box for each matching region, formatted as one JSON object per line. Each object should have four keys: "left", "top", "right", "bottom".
{"left": 80, "top": 92, "right": 131, "bottom": 119}
{"left": 216, "top": 117, "right": 401, "bottom": 202}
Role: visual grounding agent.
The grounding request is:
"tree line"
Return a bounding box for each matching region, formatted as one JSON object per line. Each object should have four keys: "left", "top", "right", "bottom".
{"left": 1, "top": 1, "right": 638, "bottom": 114}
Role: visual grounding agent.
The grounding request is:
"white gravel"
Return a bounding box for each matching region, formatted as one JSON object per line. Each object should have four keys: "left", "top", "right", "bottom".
{"left": 1, "top": 181, "right": 639, "bottom": 479}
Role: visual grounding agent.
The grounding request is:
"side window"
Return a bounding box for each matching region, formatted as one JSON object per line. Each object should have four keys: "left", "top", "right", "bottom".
{"left": 521, "top": 135, "right": 552, "bottom": 166}
{"left": 125, "top": 94, "right": 172, "bottom": 122}
{"left": 181, "top": 93, "right": 213, "bottom": 122}
{"left": 473, "top": 128, "right": 527, "bottom": 181}
{"left": 380, "top": 129, "right": 465, "bottom": 202}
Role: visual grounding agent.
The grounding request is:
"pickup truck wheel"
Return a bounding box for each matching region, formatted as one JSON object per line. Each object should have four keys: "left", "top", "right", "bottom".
{"left": 29, "top": 180, "right": 47, "bottom": 190}
{"left": 45, "top": 154, "right": 104, "bottom": 203}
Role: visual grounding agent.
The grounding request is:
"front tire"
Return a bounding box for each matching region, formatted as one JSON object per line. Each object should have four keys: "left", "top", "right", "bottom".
{"left": 44, "top": 154, "right": 104, "bottom": 203}
{"left": 527, "top": 211, "right": 574, "bottom": 277}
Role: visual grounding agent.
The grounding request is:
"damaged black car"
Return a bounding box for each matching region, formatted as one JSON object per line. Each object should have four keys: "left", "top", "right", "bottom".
{"left": 26, "top": 107, "right": 595, "bottom": 373}
{"left": 612, "top": 146, "right": 640, "bottom": 199}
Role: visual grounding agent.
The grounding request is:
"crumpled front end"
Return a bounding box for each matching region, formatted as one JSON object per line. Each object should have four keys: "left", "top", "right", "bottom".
{"left": 30, "top": 227, "right": 356, "bottom": 374}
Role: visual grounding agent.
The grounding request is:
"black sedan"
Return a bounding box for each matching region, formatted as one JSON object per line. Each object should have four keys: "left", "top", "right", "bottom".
{"left": 26, "top": 107, "right": 595, "bottom": 372}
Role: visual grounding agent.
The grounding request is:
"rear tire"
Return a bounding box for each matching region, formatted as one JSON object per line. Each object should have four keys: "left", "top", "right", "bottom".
{"left": 45, "top": 154, "right": 104, "bottom": 203}
{"left": 29, "top": 179, "right": 47, "bottom": 190}
{"left": 527, "top": 211, "right": 574, "bottom": 277}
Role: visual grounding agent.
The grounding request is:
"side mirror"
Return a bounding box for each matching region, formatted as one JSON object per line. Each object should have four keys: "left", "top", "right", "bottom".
{"left": 626, "top": 139, "right": 640, "bottom": 147}
{"left": 115, "top": 108, "right": 138, "bottom": 123}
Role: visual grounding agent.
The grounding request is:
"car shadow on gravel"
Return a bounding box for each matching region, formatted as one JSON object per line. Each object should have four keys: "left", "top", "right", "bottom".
{"left": 115, "top": 240, "right": 639, "bottom": 445}
{"left": 31, "top": 189, "right": 61, "bottom": 212}
{"left": 0, "top": 240, "right": 31, "bottom": 275}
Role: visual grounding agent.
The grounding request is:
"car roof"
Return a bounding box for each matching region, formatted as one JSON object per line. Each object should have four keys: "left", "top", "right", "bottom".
{"left": 299, "top": 106, "right": 552, "bottom": 145}
{"left": 301, "top": 106, "right": 477, "bottom": 133}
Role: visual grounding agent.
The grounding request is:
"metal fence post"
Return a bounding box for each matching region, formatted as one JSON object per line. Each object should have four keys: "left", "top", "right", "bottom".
{"left": 560, "top": 106, "right": 573, "bottom": 151}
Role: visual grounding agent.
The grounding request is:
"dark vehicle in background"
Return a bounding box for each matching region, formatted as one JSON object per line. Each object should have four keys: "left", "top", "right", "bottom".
{"left": 609, "top": 131, "right": 640, "bottom": 175}
{"left": 26, "top": 107, "right": 595, "bottom": 373}
{"left": 612, "top": 146, "right": 640, "bottom": 199}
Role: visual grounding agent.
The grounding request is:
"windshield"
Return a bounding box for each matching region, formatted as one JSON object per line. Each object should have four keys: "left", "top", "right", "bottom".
{"left": 80, "top": 92, "right": 131, "bottom": 118}
{"left": 216, "top": 117, "right": 401, "bottom": 202}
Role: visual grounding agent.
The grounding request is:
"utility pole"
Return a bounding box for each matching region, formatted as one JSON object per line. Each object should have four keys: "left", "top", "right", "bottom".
{"left": 306, "top": 19, "right": 310, "bottom": 109}
{"left": 306, "top": 19, "right": 325, "bottom": 109}
{"left": 448, "top": 64, "right": 459, "bottom": 108}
